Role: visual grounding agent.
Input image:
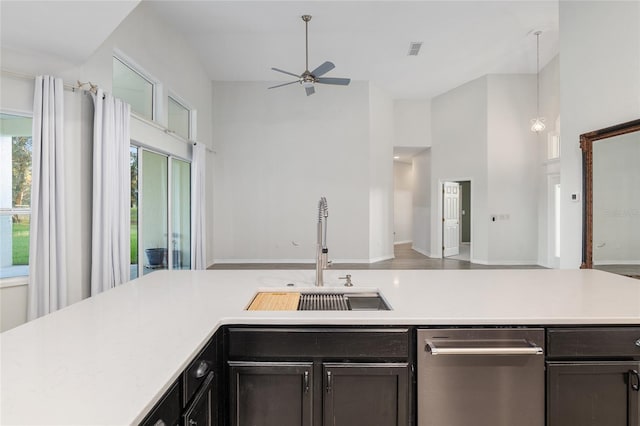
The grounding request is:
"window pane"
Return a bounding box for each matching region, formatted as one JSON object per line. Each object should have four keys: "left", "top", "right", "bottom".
{"left": 171, "top": 158, "right": 191, "bottom": 270}
{"left": 130, "top": 146, "right": 139, "bottom": 280}
{"left": 141, "top": 150, "right": 168, "bottom": 275}
{"left": 0, "top": 113, "right": 32, "bottom": 278}
{"left": 113, "top": 57, "right": 153, "bottom": 120}
{"left": 168, "top": 97, "right": 190, "bottom": 140}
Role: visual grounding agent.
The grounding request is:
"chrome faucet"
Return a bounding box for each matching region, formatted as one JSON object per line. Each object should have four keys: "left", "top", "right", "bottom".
{"left": 315, "top": 197, "right": 330, "bottom": 286}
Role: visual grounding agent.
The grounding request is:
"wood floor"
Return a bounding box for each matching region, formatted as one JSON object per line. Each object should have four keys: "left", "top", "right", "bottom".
{"left": 209, "top": 243, "right": 544, "bottom": 270}
{"left": 594, "top": 264, "right": 640, "bottom": 279}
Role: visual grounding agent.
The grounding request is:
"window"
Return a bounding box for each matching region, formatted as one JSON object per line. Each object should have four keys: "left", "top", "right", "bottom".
{"left": 113, "top": 56, "right": 155, "bottom": 120}
{"left": 130, "top": 145, "right": 191, "bottom": 279}
{"left": 168, "top": 96, "right": 190, "bottom": 140}
{"left": 0, "top": 113, "right": 33, "bottom": 279}
{"left": 548, "top": 130, "right": 560, "bottom": 160}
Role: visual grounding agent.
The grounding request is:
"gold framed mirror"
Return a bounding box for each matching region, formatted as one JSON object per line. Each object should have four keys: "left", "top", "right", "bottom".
{"left": 580, "top": 118, "right": 640, "bottom": 276}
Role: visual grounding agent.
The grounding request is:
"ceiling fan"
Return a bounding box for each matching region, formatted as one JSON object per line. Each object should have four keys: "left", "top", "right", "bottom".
{"left": 268, "top": 15, "right": 351, "bottom": 96}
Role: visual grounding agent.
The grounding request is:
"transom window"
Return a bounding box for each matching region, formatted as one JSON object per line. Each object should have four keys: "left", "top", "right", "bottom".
{"left": 113, "top": 56, "right": 155, "bottom": 121}
{"left": 168, "top": 96, "right": 190, "bottom": 140}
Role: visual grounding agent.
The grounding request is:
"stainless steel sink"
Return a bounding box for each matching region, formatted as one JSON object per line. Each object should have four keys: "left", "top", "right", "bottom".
{"left": 297, "top": 292, "right": 391, "bottom": 311}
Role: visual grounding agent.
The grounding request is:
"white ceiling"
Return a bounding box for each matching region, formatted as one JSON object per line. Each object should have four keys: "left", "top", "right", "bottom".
{"left": 147, "top": 0, "right": 560, "bottom": 99}
{"left": 0, "top": 1, "right": 559, "bottom": 100}
{"left": 0, "top": 1, "right": 140, "bottom": 65}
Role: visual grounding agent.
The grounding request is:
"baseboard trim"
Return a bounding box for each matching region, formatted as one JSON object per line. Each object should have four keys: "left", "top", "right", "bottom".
{"left": 212, "top": 259, "right": 313, "bottom": 264}
{"left": 476, "top": 259, "right": 541, "bottom": 266}
{"left": 212, "top": 257, "right": 394, "bottom": 265}
{"left": 394, "top": 240, "right": 413, "bottom": 245}
{"left": 594, "top": 260, "right": 640, "bottom": 266}
{"left": 412, "top": 246, "right": 431, "bottom": 257}
{"left": 368, "top": 255, "right": 394, "bottom": 263}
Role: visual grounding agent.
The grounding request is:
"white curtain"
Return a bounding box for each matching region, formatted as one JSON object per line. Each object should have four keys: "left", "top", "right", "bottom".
{"left": 191, "top": 142, "right": 207, "bottom": 269}
{"left": 91, "top": 89, "right": 131, "bottom": 295}
{"left": 28, "top": 76, "right": 67, "bottom": 320}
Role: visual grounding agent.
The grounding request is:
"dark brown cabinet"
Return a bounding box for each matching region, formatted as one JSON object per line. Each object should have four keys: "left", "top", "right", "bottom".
{"left": 229, "top": 362, "right": 313, "bottom": 426}
{"left": 139, "top": 335, "right": 219, "bottom": 426}
{"left": 183, "top": 372, "right": 216, "bottom": 426}
{"left": 225, "top": 327, "right": 411, "bottom": 426}
{"left": 323, "top": 363, "right": 409, "bottom": 426}
{"left": 140, "top": 378, "right": 182, "bottom": 426}
{"left": 546, "top": 327, "right": 640, "bottom": 426}
{"left": 547, "top": 362, "right": 640, "bottom": 426}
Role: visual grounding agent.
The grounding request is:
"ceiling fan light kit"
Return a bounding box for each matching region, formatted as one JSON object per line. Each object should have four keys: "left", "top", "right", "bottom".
{"left": 268, "top": 14, "right": 351, "bottom": 96}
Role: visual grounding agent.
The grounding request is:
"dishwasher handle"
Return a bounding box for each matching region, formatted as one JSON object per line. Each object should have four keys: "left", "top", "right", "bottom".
{"left": 425, "top": 339, "right": 543, "bottom": 356}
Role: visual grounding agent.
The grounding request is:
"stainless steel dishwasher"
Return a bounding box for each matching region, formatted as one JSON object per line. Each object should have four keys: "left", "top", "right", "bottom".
{"left": 417, "top": 328, "right": 545, "bottom": 426}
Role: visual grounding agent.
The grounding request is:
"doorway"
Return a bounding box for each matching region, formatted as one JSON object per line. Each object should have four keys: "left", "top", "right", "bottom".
{"left": 547, "top": 174, "right": 561, "bottom": 268}
{"left": 442, "top": 180, "right": 471, "bottom": 261}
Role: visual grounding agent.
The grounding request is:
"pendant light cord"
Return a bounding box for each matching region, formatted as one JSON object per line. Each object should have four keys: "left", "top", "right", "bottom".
{"left": 535, "top": 31, "right": 541, "bottom": 117}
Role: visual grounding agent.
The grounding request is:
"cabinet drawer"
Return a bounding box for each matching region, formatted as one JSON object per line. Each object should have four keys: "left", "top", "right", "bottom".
{"left": 183, "top": 335, "right": 217, "bottom": 405}
{"left": 139, "top": 379, "right": 181, "bottom": 426}
{"left": 227, "top": 327, "right": 409, "bottom": 360}
{"left": 547, "top": 327, "right": 640, "bottom": 358}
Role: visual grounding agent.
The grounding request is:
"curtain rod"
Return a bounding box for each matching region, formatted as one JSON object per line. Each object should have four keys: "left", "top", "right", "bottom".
{"left": 1, "top": 69, "right": 78, "bottom": 92}
{"left": 131, "top": 113, "right": 214, "bottom": 153}
{"left": 3, "top": 69, "right": 214, "bottom": 154}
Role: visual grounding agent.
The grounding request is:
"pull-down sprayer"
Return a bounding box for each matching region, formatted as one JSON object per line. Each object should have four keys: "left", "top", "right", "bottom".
{"left": 316, "top": 197, "right": 330, "bottom": 286}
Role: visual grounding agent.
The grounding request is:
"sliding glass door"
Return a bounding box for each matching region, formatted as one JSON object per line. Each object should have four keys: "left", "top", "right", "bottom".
{"left": 130, "top": 146, "right": 190, "bottom": 278}
{"left": 142, "top": 150, "right": 169, "bottom": 275}
{"left": 171, "top": 158, "right": 191, "bottom": 270}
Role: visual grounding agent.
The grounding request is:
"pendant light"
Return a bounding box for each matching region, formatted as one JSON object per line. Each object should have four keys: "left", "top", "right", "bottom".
{"left": 531, "top": 30, "right": 546, "bottom": 133}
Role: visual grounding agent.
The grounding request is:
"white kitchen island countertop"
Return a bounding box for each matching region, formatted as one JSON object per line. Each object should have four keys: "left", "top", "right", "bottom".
{"left": 1, "top": 269, "right": 639, "bottom": 425}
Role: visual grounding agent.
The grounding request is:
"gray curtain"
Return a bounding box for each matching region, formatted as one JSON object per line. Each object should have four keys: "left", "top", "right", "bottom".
{"left": 191, "top": 142, "right": 207, "bottom": 269}
{"left": 28, "top": 76, "right": 67, "bottom": 320}
{"left": 90, "top": 89, "right": 131, "bottom": 295}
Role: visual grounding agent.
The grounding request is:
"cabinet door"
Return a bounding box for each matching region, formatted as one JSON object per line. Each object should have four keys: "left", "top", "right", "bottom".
{"left": 229, "top": 362, "right": 313, "bottom": 426}
{"left": 323, "top": 363, "right": 409, "bottom": 426}
{"left": 139, "top": 379, "right": 182, "bottom": 426}
{"left": 182, "top": 372, "right": 215, "bottom": 426}
{"left": 547, "top": 361, "right": 640, "bottom": 426}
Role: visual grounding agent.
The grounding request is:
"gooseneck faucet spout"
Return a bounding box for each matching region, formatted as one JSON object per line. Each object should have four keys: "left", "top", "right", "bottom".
{"left": 316, "top": 197, "right": 330, "bottom": 286}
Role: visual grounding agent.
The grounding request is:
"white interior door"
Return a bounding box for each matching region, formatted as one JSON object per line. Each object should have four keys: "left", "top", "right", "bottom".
{"left": 443, "top": 182, "right": 460, "bottom": 257}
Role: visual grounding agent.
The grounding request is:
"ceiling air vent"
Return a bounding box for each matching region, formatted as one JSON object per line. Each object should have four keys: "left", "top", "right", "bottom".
{"left": 408, "top": 42, "right": 423, "bottom": 56}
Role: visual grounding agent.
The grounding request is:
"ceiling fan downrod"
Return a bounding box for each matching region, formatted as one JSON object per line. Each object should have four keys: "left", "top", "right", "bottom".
{"left": 302, "top": 15, "right": 311, "bottom": 73}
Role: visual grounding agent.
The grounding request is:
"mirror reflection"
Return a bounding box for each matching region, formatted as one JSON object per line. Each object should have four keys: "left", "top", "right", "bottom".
{"left": 591, "top": 130, "right": 640, "bottom": 277}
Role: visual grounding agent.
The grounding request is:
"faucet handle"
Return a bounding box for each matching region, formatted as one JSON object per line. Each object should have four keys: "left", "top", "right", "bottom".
{"left": 339, "top": 274, "right": 353, "bottom": 287}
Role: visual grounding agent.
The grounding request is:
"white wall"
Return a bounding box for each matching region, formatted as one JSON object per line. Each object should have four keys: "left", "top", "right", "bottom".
{"left": 0, "top": 2, "right": 214, "bottom": 331}
{"left": 412, "top": 149, "right": 431, "bottom": 256}
{"left": 394, "top": 100, "right": 432, "bottom": 147}
{"left": 393, "top": 161, "right": 413, "bottom": 244}
{"left": 431, "top": 73, "right": 540, "bottom": 265}
{"left": 431, "top": 76, "right": 489, "bottom": 262}
{"left": 212, "top": 81, "right": 372, "bottom": 262}
{"left": 486, "top": 74, "right": 538, "bottom": 264}
{"left": 368, "top": 83, "right": 395, "bottom": 261}
{"left": 536, "top": 55, "right": 561, "bottom": 267}
{"left": 559, "top": 0, "right": 640, "bottom": 268}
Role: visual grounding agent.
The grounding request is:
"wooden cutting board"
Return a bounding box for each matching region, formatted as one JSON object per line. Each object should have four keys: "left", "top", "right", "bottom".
{"left": 247, "top": 292, "right": 301, "bottom": 311}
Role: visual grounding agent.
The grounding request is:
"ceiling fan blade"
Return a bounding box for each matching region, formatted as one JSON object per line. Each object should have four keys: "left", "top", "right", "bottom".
{"left": 316, "top": 77, "right": 351, "bottom": 86}
{"left": 268, "top": 81, "right": 299, "bottom": 89}
{"left": 305, "top": 86, "right": 315, "bottom": 96}
{"left": 271, "top": 67, "right": 301, "bottom": 78}
{"left": 310, "top": 61, "right": 335, "bottom": 77}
